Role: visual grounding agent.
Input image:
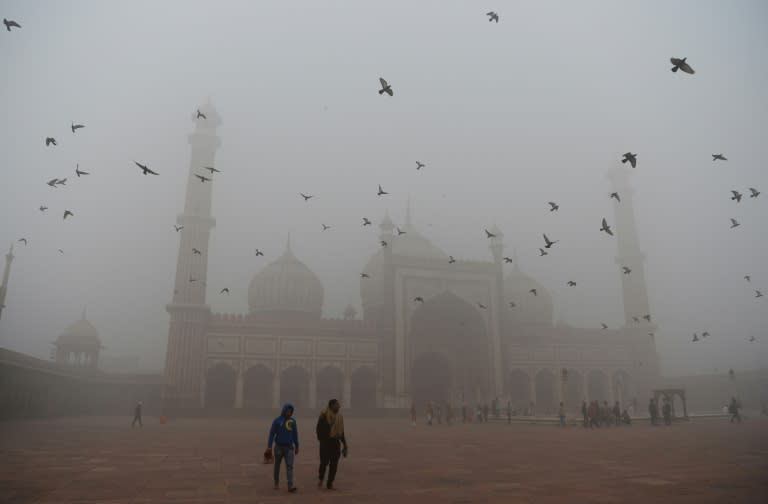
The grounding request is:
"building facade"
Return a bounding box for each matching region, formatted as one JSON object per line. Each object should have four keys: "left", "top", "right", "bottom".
{"left": 162, "top": 102, "right": 661, "bottom": 414}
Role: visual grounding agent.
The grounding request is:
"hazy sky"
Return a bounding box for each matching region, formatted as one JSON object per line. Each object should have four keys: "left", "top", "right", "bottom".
{"left": 1, "top": 0, "right": 766, "bottom": 375}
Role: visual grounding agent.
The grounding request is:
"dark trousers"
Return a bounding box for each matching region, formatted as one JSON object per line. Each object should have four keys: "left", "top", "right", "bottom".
{"left": 319, "top": 439, "right": 341, "bottom": 485}
{"left": 132, "top": 414, "right": 142, "bottom": 427}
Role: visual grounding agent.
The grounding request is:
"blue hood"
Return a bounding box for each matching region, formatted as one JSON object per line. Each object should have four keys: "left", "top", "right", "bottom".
{"left": 281, "top": 403, "right": 295, "bottom": 416}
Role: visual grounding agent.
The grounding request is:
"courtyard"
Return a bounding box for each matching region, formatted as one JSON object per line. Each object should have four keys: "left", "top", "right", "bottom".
{"left": 1, "top": 414, "right": 766, "bottom": 504}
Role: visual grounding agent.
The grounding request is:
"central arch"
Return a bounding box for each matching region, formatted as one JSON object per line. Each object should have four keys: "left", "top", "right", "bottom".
{"left": 316, "top": 366, "right": 344, "bottom": 405}
{"left": 505, "top": 369, "right": 530, "bottom": 412}
{"left": 408, "top": 291, "right": 491, "bottom": 405}
{"left": 535, "top": 369, "right": 556, "bottom": 415}
{"left": 206, "top": 363, "right": 236, "bottom": 409}
{"left": 243, "top": 364, "right": 273, "bottom": 409}
{"left": 280, "top": 366, "right": 309, "bottom": 409}
{"left": 588, "top": 370, "right": 608, "bottom": 402}
{"left": 351, "top": 366, "right": 377, "bottom": 410}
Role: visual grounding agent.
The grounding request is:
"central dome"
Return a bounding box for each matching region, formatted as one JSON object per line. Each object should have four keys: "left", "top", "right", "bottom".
{"left": 248, "top": 238, "right": 324, "bottom": 319}
{"left": 56, "top": 311, "right": 102, "bottom": 347}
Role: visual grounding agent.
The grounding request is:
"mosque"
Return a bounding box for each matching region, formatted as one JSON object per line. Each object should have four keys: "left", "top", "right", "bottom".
{"left": 160, "top": 102, "right": 660, "bottom": 414}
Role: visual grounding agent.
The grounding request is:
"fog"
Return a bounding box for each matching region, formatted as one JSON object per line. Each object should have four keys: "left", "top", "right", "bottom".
{"left": 1, "top": 0, "right": 766, "bottom": 376}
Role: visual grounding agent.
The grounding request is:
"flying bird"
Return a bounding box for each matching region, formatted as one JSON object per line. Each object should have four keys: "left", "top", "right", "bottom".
{"left": 255, "top": 248, "right": 264, "bottom": 256}
{"left": 361, "top": 273, "right": 370, "bottom": 279}
{"left": 75, "top": 164, "right": 89, "bottom": 177}
{"left": 39, "top": 205, "right": 48, "bottom": 212}
{"left": 643, "top": 314, "right": 652, "bottom": 322}
{"left": 397, "top": 227, "right": 406, "bottom": 236}
{"left": 362, "top": 217, "right": 372, "bottom": 226}
{"left": 377, "top": 184, "right": 388, "bottom": 196}
{"left": 749, "top": 187, "right": 760, "bottom": 198}
{"left": 196, "top": 109, "right": 207, "bottom": 120}
{"left": 601, "top": 323, "right": 608, "bottom": 330}
{"left": 542, "top": 233, "right": 558, "bottom": 249}
{"left": 378, "top": 77, "right": 393, "bottom": 96}
{"left": 448, "top": 256, "right": 456, "bottom": 264}
{"left": 702, "top": 331, "right": 710, "bottom": 338}
{"left": 731, "top": 190, "right": 743, "bottom": 203}
{"left": 414, "top": 296, "right": 424, "bottom": 303}
{"left": 475, "top": 303, "right": 487, "bottom": 310}
{"left": 692, "top": 333, "right": 699, "bottom": 342}
{"left": 134, "top": 161, "right": 158, "bottom": 175}
{"left": 730, "top": 218, "right": 740, "bottom": 229}
{"left": 220, "top": 288, "right": 230, "bottom": 295}
{"left": 610, "top": 192, "right": 621, "bottom": 202}
{"left": 509, "top": 301, "right": 516, "bottom": 308}
{"left": 621, "top": 152, "right": 637, "bottom": 168}
{"left": 600, "top": 218, "right": 614, "bottom": 236}
{"left": 567, "top": 281, "right": 577, "bottom": 287}
{"left": 47, "top": 178, "right": 59, "bottom": 187}
{"left": 380, "top": 240, "right": 388, "bottom": 247}
{"left": 63, "top": 210, "right": 73, "bottom": 220}
{"left": 749, "top": 336, "right": 757, "bottom": 342}
{"left": 484, "top": 229, "right": 496, "bottom": 239}
{"left": 538, "top": 248, "right": 548, "bottom": 257}
{"left": 194, "top": 174, "right": 212, "bottom": 183}
{"left": 192, "top": 248, "right": 201, "bottom": 255}
{"left": 632, "top": 316, "right": 640, "bottom": 324}
{"left": 71, "top": 122, "right": 85, "bottom": 133}
{"left": 203, "top": 166, "right": 220, "bottom": 174}
{"left": 55, "top": 178, "right": 67, "bottom": 186}
{"left": 622, "top": 266, "right": 632, "bottom": 275}
{"left": 45, "top": 137, "right": 57, "bottom": 147}
{"left": 712, "top": 154, "right": 727, "bottom": 161}
{"left": 17, "top": 238, "right": 27, "bottom": 245}
{"left": 744, "top": 275, "right": 751, "bottom": 282}
{"left": 757, "top": 290, "right": 764, "bottom": 298}
{"left": 529, "top": 289, "right": 538, "bottom": 296}
{"left": 4, "top": 18, "right": 22, "bottom": 31}
{"left": 322, "top": 224, "right": 331, "bottom": 231}
{"left": 58, "top": 249, "right": 64, "bottom": 254}
{"left": 548, "top": 201, "right": 559, "bottom": 212}
{"left": 416, "top": 161, "right": 425, "bottom": 170}
{"left": 670, "top": 57, "right": 695, "bottom": 74}
{"left": 503, "top": 257, "right": 513, "bottom": 263}
{"left": 189, "top": 276, "right": 197, "bottom": 283}
{"left": 486, "top": 11, "right": 499, "bottom": 23}
{"left": 300, "top": 193, "right": 313, "bottom": 201}
{"left": 174, "top": 225, "right": 183, "bottom": 232}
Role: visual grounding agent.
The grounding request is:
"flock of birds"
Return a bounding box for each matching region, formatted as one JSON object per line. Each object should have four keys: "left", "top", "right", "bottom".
{"left": 4, "top": 11, "right": 763, "bottom": 347}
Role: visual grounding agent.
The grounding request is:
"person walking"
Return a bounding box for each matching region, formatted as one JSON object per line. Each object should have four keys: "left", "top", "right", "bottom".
{"left": 729, "top": 396, "right": 742, "bottom": 423}
{"left": 506, "top": 400, "right": 512, "bottom": 424}
{"left": 426, "top": 401, "right": 434, "bottom": 426}
{"left": 662, "top": 398, "right": 672, "bottom": 426}
{"left": 612, "top": 401, "right": 621, "bottom": 426}
{"left": 316, "top": 399, "right": 348, "bottom": 490}
{"left": 266, "top": 403, "right": 299, "bottom": 493}
{"left": 558, "top": 401, "right": 566, "bottom": 428}
{"left": 409, "top": 403, "right": 417, "bottom": 426}
{"left": 648, "top": 398, "right": 657, "bottom": 426}
{"left": 131, "top": 401, "right": 143, "bottom": 428}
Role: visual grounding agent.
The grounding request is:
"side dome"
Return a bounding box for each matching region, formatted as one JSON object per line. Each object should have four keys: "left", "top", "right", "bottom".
{"left": 248, "top": 239, "right": 324, "bottom": 320}
{"left": 504, "top": 266, "right": 554, "bottom": 327}
{"left": 56, "top": 310, "right": 102, "bottom": 347}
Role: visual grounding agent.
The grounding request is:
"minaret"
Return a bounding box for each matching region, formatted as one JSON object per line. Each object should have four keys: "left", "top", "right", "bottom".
{"left": 607, "top": 167, "right": 651, "bottom": 326}
{"left": 0, "top": 244, "right": 14, "bottom": 321}
{"left": 164, "top": 101, "right": 221, "bottom": 410}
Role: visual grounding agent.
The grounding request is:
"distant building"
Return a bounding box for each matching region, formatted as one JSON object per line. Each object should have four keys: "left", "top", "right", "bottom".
{"left": 163, "top": 101, "right": 661, "bottom": 414}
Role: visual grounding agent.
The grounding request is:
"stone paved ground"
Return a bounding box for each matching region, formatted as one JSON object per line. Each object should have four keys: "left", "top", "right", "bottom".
{"left": 1, "top": 415, "right": 767, "bottom": 504}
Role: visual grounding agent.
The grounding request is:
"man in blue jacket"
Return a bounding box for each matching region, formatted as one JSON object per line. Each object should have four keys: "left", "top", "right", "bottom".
{"left": 266, "top": 403, "right": 299, "bottom": 492}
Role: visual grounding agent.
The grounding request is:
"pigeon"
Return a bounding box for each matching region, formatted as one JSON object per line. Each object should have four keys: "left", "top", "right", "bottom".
{"left": 377, "top": 184, "right": 388, "bottom": 196}
{"left": 416, "top": 161, "right": 425, "bottom": 170}
{"left": 600, "top": 218, "right": 614, "bottom": 236}
{"left": 55, "top": 178, "right": 67, "bottom": 186}
{"left": 632, "top": 316, "right": 640, "bottom": 324}
{"left": 196, "top": 109, "right": 207, "bottom": 120}
{"left": 189, "top": 276, "right": 197, "bottom": 283}
{"left": 361, "top": 273, "right": 370, "bottom": 279}
{"left": 731, "top": 190, "right": 743, "bottom": 203}
{"left": 730, "top": 218, "right": 740, "bottom": 229}
{"left": 621, "top": 152, "right": 637, "bottom": 168}
{"left": 448, "top": 256, "right": 456, "bottom": 264}
{"left": 45, "top": 137, "right": 57, "bottom": 147}
{"left": 692, "top": 333, "right": 699, "bottom": 342}
{"left": 58, "top": 249, "right": 64, "bottom": 254}
{"left": 670, "top": 57, "right": 695, "bottom": 74}
{"left": 300, "top": 193, "right": 313, "bottom": 201}
{"left": 255, "top": 248, "right": 264, "bottom": 257}
{"left": 757, "top": 290, "right": 764, "bottom": 298}
{"left": 204, "top": 166, "right": 221, "bottom": 174}
{"left": 220, "top": 288, "right": 230, "bottom": 295}
{"left": 47, "top": 178, "right": 59, "bottom": 187}
{"left": 610, "top": 192, "right": 621, "bottom": 202}
{"left": 380, "top": 240, "right": 388, "bottom": 247}
{"left": 622, "top": 266, "right": 632, "bottom": 275}
{"left": 543, "top": 233, "right": 558, "bottom": 249}
{"left": 509, "top": 301, "right": 516, "bottom": 308}
{"left": 477, "top": 303, "right": 487, "bottom": 309}
{"left": 484, "top": 229, "right": 496, "bottom": 239}
{"left": 744, "top": 275, "right": 751, "bottom": 282}
{"left": 643, "top": 314, "right": 652, "bottom": 322}
{"left": 322, "top": 224, "right": 331, "bottom": 231}
{"left": 362, "top": 217, "right": 372, "bottom": 226}
{"left": 75, "top": 164, "right": 89, "bottom": 177}
{"left": 71, "top": 122, "right": 85, "bottom": 133}
{"left": 548, "top": 201, "right": 559, "bottom": 212}
{"left": 378, "top": 77, "right": 393, "bottom": 96}
{"left": 17, "top": 238, "right": 27, "bottom": 245}
{"left": 194, "top": 174, "right": 212, "bottom": 183}
{"left": 174, "top": 225, "right": 183, "bottom": 232}
{"left": 567, "top": 281, "right": 577, "bottom": 287}
{"left": 601, "top": 323, "right": 608, "bottom": 330}
{"left": 702, "top": 331, "right": 710, "bottom": 338}
{"left": 529, "top": 289, "right": 538, "bottom": 296}
{"left": 397, "top": 227, "right": 406, "bottom": 236}
{"left": 63, "top": 210, "right": 73, "bottom": 220}
{"left": 648, "top": 332, "right": 655, "bottom": 339}
{"left": 414, "top": 296, "right": 424, "bottom": 303}
{"left": 539, "top": 248, "right": 548, "bottom": 257}
{"left": 4, "top": 18, "right": 22, "bottom": 31}
{"left": 39, "top": 205, "right": 48, "bottom": 212}
{"left": 749, "top": 187, "right": 760, "bottom": 198}
{"left": 486, "top": 11, "right": 499, "bottom": 23}
{"left": 503, "top": 256, "right": 513, "bottom": 263}
{"left": 134, "top": 161, "right": 158, "bottom": 175}
{"left": 749, "top": 336, "right": 757, "bottom": 342}
{"left": 192, "top": 248, "right": 201, "bottom": 255}
{"left": 712, "top": 154, "right": 727, "bottom": 161}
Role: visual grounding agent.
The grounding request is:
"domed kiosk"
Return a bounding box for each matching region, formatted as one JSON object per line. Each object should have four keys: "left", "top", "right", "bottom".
{"left": 53, "top": 309, "right": 103, "bottom": 368}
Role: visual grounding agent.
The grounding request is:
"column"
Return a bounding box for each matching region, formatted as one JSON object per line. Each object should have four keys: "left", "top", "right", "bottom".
{"left": 234, "top": 366, "right": 244, "bottom": 409}
{"left": 272, "top": 373, "right": 281, "bottom": 409}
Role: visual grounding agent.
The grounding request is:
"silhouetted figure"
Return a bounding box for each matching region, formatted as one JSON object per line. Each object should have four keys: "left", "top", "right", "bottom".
{"left": 482, "top": 403, "right": 489, "bottom": 423}
{"left": 729, "top": 397, "right": 742, "bottom": 423}
{"left": 506, "top": 401, "right": 512, "bottom": 424}
{"left": 648, "top": 398, "right": 658, "bottom": 426}
{"left": 558, "top": 401, "right": 566, "bottom": 427}
{"left": 316, "top": 399, "right": 347, "bottom": 490}
{"left": 588, "top": 400, "right": 599, "bottom": 428}
{"left": 602, "top": 401, "right": 611, "bottom": 427}
{"left": 436, "top": 403, "right": 443, "bottom": 424}
{"left": 621, "top": 409, "right": 632, "bottom": 425}
{"left": 426, "top": 401, "right": 434, "bottom": 426}
{"left": 662, "top": 399, "right": 672, "bottom": 426}
{"left": 612, "top": 401, "right": 621, "bottom": 426}
{"left": 409, "top": 403, "right": 416, "bottom": 426}
{"left": 131, "top": 401, "right": 143, "bottom": 427}
{"left": 581, "top": 400, "right": 588, "bottom": 428}
{"left": 267, "top": 403, "right": 299, "bottom": 493}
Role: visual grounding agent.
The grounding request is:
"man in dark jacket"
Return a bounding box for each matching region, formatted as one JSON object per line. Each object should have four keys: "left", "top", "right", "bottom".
{"left": 131, "top": 401, "right": 142, "bottom": 428}
{"left": 267, "top": 403, "right": 299, "bottom": 492}
{"left": 316, "top": 399, "right": 347, "bottom": 490}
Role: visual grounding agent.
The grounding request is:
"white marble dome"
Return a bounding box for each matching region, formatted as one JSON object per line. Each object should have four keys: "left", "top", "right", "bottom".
{"left": 56, "top": 310, "right": 102, "bottom": 347}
